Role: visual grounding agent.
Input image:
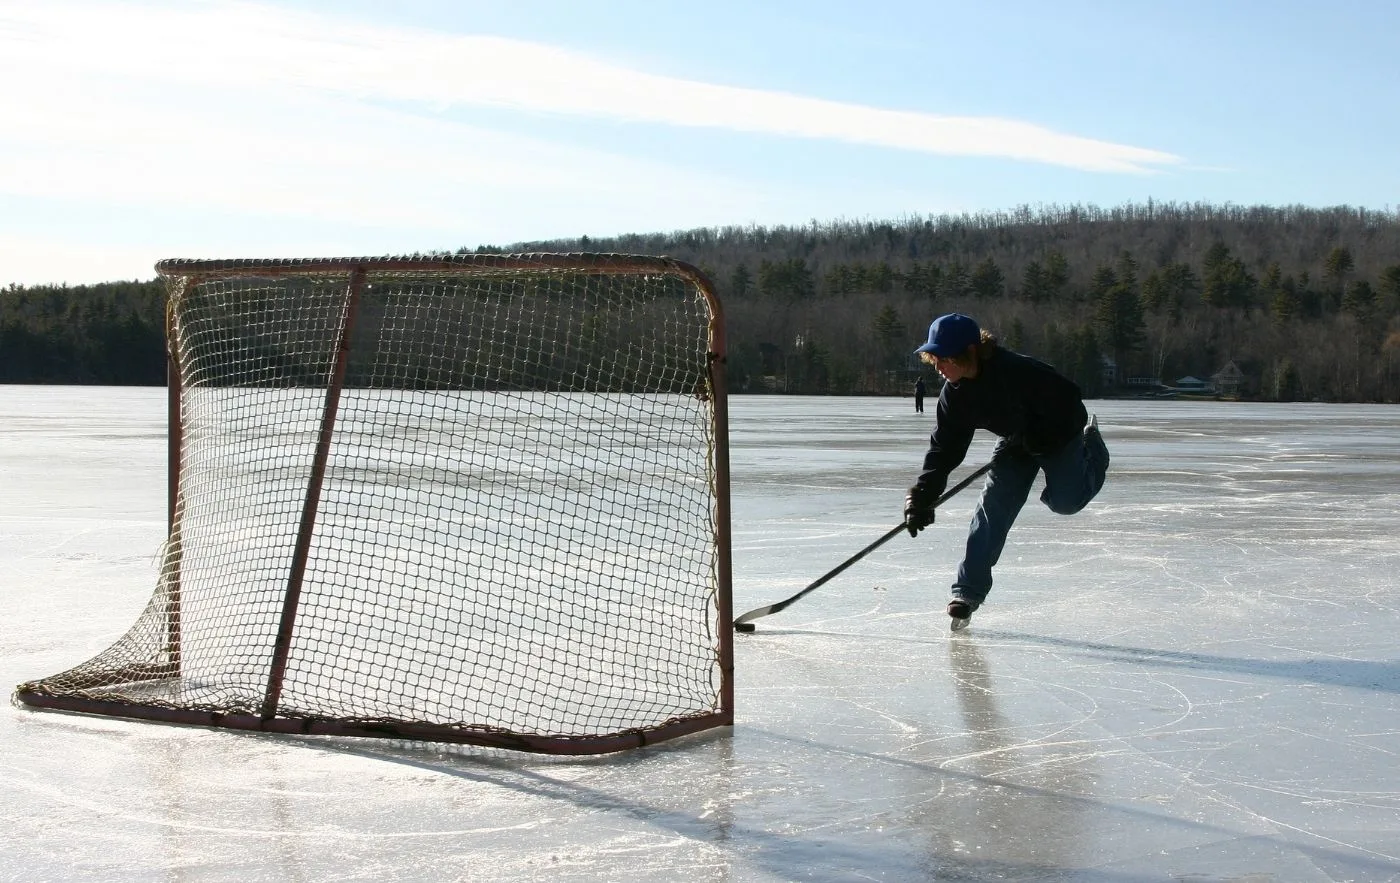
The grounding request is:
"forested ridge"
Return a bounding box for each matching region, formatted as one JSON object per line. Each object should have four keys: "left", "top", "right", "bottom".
{"left": 0, "top": 279, "right": 166, "bottom": 384}
{"left": 6, "top": 202, "right": 1400, "bottom": 400}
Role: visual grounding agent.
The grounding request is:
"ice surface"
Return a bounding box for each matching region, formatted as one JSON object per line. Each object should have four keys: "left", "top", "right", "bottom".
{"left": 4, "top": 386, "right": 1399, "bottom": 881}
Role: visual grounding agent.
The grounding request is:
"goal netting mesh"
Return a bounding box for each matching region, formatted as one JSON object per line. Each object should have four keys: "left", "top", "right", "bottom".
{"left": 15, "top": 254, "right": 733, "bottom": 753}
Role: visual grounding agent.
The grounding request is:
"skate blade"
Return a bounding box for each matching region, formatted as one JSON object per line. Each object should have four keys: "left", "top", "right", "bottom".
{"left": 949, "top": 616, "right": 971, "bottom": 632}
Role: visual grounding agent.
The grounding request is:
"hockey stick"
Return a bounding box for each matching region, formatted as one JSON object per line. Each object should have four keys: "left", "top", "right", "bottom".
{"left": 733, "top": 460, "right": 995, "bottom": 631}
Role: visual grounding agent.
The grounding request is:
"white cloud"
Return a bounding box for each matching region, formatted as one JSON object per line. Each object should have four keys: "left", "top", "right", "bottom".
{"left": 0, "top": 1, "right": 761, "bottom": 245}
{"left": 1, "top": 0, "right": 1180, "bottom": 177}
{"left": 0, "top": 74, "right": 736, "bottom": 230}
{"left": 0, "top": 0, "right": 1184, "bottom": 284}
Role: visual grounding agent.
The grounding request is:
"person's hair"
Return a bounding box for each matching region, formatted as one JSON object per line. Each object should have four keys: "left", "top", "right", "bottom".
{"left": 918, "top": 330, "right": 998, "bottom": 368}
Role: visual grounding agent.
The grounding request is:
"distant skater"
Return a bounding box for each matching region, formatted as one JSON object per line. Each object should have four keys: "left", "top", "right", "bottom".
{"left": 902, "top": 313, "right": 1109, "bottom": 630}
{"left": 913, "top": 376, "right": 927, "bottom": 413}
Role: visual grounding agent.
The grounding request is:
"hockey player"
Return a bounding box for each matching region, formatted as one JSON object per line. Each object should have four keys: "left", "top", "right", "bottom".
{"left": 903, "top": 313, "right": 1110, "bottom": 630}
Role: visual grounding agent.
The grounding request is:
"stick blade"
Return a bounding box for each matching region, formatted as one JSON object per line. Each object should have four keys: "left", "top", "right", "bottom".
{"left": 732, "top": 603, "right": 776, "bottom": 628}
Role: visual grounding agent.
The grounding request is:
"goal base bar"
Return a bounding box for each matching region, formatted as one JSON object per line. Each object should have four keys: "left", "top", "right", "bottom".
{"left": 14, "top": 689, "right": 732, "bottom": 755}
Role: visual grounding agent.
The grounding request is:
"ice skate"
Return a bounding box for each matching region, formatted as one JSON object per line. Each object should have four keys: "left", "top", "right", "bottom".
{"left": 947, "top": 599, "right": 977, "bottom": 632}
{"left": 1085, "top": 413, "right": 1106, "bottom": 453}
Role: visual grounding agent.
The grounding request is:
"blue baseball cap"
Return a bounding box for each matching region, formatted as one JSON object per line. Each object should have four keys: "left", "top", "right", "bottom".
{"left": 914, "top": 313, "right": 980, "bottom": 357}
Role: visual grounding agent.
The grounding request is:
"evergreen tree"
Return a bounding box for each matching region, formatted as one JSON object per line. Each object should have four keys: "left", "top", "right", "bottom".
{"left": 1090, "top": 264, "right": 1117, "bottom": 299}
{"left": 1271, "top": 277, "right": 1300, "bottom": 323}
{"left": 1141, "top": 269, "right": 1166, "bottom": 312}
{"left": 1066, "top": 326, "right": 1105, "bottom": 396}
{"left": 1325, "top": 245, "right": 1355, "bottom": 302}
{"left": 1273, "top": 359, "right": 1303, "bottom": 402}
{"left": 1161, "top": 263, "right": 1200, "bottom": 320}
{"left": 1202, "top": 242, "right": 1255, "bottom": 309}
{"left": 871, "top": 305, "right": 907, "bottom": 393}
{"left": 729, "top": 264, "right": 752, "bottom": 299}
{"left": 1295, "top": 269, "right": 1323, "bottom": 316}
{"left": 1342, "top": 279, "right": 1376, "bottom": 320}
{"left": 1378, "top": 265, "right": 1400, "bottom": 314}
{"left": 868, "top": 262, "right": 896, "bottom": 293}
{"left": 1096, "top": 276, "right": 1146, "bottom": 381}
{"left": 1020, "top": 261, "right": 1048, "bottom": 303}
{"left": 1044, "top": 250, "right": 1070, "bottom": 300}
{"left": 1201, "top": 241, "right": 1233, "bottom": 306}
{"left": 1006, "top": 317, "right": 1026, "bottom": 350}
{"left": 940, "top": 262, "right": 971, "bottom": 299}
{"left": 788, "top": 337, "right": 830, "bottom": 394}
{"left": 1114, "top": 251, "right": 1139, "bottom": 291}
{"left": 871, "top": 304, "right": 905, "bottom": 339}
{"left": 758, "top": 258, "right": 815, "bottom": 301}
{"left": 822, "top": 263, "right": 854, "bottom": 296}
{"left": 902, "top": 261, "right": 942, "bottom": 298}
{"left": 970, "top": 257, "right": 1005, "bottom": 299}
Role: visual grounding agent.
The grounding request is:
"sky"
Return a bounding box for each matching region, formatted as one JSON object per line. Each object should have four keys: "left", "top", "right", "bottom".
{"left": 1, "top": 0, "right": 1397, "bottom": 288}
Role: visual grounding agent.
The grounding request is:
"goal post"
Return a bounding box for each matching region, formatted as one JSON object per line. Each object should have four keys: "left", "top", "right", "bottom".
{"left": 14, "top": 253, "right": 734, "bottom": 754}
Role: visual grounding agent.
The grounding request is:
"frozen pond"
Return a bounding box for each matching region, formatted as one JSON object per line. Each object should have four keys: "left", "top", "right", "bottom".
{"left": 3, "top": 387, "right": 1399, "bottom": 881}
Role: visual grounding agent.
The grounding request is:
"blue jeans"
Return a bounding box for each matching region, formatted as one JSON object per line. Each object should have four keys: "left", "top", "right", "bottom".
{"left": 952, "top": 424, "right": 1109, "bottom": 606}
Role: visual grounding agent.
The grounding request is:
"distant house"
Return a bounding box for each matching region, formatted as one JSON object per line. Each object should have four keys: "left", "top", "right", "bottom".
{"left": 1174, "top": 375, "right": 1214, "bottom": 393}
{"left": 1212, "top": 361, "right": 1246, "bottom": 398}
{"left": 1100, "top": 358, "right": 1168, "bottom": 395}
{"left": 1123, "top": 376, "right": 1163, "bottom": 389}
{"left": 1101, "top": 356, "right": 1117, "bottom": 388}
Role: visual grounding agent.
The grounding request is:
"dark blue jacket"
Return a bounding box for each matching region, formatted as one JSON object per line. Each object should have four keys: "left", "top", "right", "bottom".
{"left": 916, "top": 347, "right": 1087, "bottom": 496}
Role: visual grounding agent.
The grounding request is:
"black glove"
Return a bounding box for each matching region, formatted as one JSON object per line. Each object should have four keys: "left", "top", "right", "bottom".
{"left": 904, "top": 484, "right": 938, "bottom": 537}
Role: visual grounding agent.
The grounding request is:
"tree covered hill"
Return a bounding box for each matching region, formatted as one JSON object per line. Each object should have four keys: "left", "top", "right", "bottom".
{"left": 500, "top": 202, "right": 1400, "bottom": 402}
{"left": 5, "top": 202, "right": 1400, "bottom": 400}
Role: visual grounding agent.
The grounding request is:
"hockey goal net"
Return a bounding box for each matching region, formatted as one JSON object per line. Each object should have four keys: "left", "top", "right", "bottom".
{"left": 15, "top": 254, "right": 733, "bottom": 753}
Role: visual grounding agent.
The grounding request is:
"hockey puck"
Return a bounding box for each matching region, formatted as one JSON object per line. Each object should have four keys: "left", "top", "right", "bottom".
{"left": 734, "top": 622, "right": 756, "bottom": 633}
